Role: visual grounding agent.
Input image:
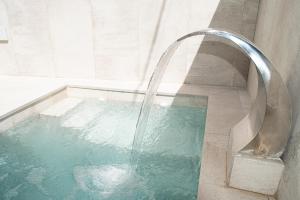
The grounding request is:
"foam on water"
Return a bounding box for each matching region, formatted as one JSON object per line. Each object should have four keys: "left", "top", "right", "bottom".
{"left": 0, "top": 98, "right": 206, "bottom": 199}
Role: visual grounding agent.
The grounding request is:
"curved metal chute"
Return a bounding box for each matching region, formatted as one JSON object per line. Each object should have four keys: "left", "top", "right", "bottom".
{"left": 135, "top": 29, "right": 291, "bottom": 158}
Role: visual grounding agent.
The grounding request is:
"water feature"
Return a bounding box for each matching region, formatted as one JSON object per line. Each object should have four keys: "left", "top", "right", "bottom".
{"left": 132, "top": 41, "right": 181, "bottom": 157}
{"left": 0, "top": 98, "right": 206, "bottom": 199}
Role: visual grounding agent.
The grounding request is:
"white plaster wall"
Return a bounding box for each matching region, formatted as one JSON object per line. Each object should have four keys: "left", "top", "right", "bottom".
{"left": 1, "top": 0, "right": 55, "bottom": 77}
{"left": 0, "top": 0, "right": 259, "bottom": 87}
{"left": 248, "top": 0, "right": 300, "bottom": 199}
{"left": 0, "top": 1, "right": 17, "bottom": 75}
{"left": 91, "top": 0, "right": 140, "bottom": 81}
{"left": 48, "top": 0, "right": 95, "bottom": 79}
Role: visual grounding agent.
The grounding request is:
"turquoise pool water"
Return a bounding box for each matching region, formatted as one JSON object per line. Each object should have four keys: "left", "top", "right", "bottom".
{"left": 0, "top": 98, "right": 206, "bottom": 200}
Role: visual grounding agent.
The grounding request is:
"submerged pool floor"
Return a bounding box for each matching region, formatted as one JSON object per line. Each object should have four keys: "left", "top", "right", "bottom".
{"left": 0, "top": 98, "right": 206, "bottom": 200}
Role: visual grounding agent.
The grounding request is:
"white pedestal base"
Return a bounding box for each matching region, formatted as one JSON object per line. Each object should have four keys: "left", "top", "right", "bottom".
{"left": 227, "top": 153, "right": 284, "bottom": 195}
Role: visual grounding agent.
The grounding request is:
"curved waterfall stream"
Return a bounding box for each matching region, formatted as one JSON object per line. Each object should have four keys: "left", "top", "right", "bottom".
{"left": 131, "top": 42, "right": 181, "bottom": 164}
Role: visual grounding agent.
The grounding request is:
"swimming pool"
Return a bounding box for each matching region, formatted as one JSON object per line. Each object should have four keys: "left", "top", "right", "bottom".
{"left": 0, "top": 94, "right": 207, "bottom": 199}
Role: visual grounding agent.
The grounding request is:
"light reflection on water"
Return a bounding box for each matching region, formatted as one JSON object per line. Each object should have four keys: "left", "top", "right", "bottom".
{"left": 0, "top": 99, "right": 206, "bottom": 199}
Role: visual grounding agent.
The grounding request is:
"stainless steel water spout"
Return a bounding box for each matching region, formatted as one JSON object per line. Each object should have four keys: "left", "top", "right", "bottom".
{"left": 138, "top": 28, "right": 292, "bottom": 159}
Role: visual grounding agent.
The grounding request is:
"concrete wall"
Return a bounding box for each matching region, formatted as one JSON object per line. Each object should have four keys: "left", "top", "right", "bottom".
{"left": 0, "top": 0, "right": 258, "bottom": 87}
{"left": 248, "top": 0, "right": 300, "bottom": 199}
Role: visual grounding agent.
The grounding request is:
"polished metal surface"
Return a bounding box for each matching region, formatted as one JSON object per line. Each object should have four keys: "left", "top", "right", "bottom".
{"left": 146, "top": 29, "right": 291, "bottom": 158}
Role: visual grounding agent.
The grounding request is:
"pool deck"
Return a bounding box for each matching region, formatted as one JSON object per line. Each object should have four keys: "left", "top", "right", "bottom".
{"left": 0, "top": 75, "right": 274, "bottom": 200}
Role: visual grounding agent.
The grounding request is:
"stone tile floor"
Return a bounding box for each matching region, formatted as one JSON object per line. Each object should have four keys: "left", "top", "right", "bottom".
{"left": 0, "top": 75, "right": 274, "bottom": 200}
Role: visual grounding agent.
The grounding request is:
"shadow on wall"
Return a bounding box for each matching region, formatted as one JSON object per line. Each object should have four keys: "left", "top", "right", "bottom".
{"left": 184, "top": 39, "right": 249, "bottom": 87}
{"left": 138, "top": 0, "right": 259, "bottom": 114}
{"left": 181, "top": 0, "right": 258, "bottom": 88}
{"left": 143, "top": 0, "right": 259, "bottom": 90}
